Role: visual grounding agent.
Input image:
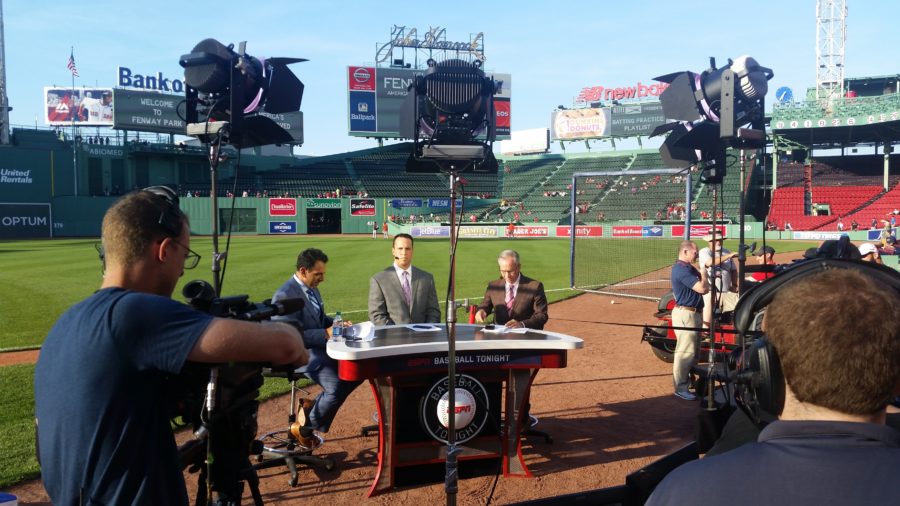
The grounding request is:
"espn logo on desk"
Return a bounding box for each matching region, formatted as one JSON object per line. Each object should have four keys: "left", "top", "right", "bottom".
{"left": 269, "top": 198, "right": 297, "bottom": 216}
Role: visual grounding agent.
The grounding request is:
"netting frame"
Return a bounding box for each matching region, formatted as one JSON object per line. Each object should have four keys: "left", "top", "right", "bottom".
{"left": 569, "top": 168, "right": 690, "bottom": 301}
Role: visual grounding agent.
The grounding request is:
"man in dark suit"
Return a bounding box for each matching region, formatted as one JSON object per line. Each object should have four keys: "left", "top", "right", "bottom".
{"left": 368, "top": 233, "right": 441, "bottom": 326}
{"left": 475, "top": 249, "right": 548, "bottom": 329}
{"left": 272, "top": 248, "right": 360, "bottom": 448}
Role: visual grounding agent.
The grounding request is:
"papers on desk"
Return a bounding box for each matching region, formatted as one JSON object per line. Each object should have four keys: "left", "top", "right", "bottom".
{"left": 407, "top": 324, "right": 442, "bottom": 332}
{"left": 344, "top": 321, "right": 375, "bottom": 341}
{"left": 482, "top": 325, "right": 530, "bottom": 334}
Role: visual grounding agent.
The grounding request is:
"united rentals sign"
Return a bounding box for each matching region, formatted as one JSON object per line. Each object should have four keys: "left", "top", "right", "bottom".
{"left": 376, "top": 26, "right": 485, "bottom": 63}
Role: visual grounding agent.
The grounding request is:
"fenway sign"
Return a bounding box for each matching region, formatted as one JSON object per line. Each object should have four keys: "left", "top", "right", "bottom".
{"left": 576, "top": 82, "right": 669, "bottom": 103}
{"left": 269, "top": 198, "right": 297, "bottom": 216}
{"left": 556, "top": 226, "right": 603, "bottom": 237}
{"left": 671, "top": 224, "right": 726, "bottom": 238}
{"left": 511, "top": 226, "right": 548, "bottom": 237}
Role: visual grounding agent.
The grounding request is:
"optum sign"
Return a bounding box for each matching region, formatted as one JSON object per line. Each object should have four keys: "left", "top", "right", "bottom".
{"left": 0, "top": 203, "right": 52, "bottom": 238}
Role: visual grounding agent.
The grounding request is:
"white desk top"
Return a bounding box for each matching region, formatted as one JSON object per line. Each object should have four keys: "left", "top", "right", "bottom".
{"left": 326, "top": 323, "right": 583, "bottom": 361}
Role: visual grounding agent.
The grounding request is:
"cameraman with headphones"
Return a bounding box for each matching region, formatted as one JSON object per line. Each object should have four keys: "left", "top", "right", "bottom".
{"left": 648, "top": 266, "right": 900, "bottom": 505}
{"left": 34, "top": 188, "right": 308, "bottom": 505}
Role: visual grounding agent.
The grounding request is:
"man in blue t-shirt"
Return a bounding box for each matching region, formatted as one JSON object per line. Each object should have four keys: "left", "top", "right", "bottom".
{"left": 670, "top": 240, "right": 709, "bottom": 401}
{"left": 35, "top": 188, "right": 309, "bottom": 506}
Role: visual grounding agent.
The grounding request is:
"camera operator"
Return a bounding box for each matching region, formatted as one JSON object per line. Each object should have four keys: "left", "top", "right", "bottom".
{"left": 34, "top": 188, "right": 308, "bottom": 506}
{"left": 647, "top": 268, "right": 900, "bottom": 505}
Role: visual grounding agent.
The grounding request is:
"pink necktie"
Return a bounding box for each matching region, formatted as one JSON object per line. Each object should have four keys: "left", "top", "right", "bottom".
{"left": 506, "top": 284, "right": 514, "bottom": 312}
{"left": 402, "top": 271, "right": 412, "bottom": 306}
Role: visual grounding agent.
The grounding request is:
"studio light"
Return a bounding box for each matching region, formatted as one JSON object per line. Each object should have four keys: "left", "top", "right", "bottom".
{"left": 179, "top": 38, "right": 307, "bottom": 148}
{"left": 651, "top": 56, "right": 773, "bottom": 182}
{"left": 401, "top": 58, "right": 500, "bottom": 173}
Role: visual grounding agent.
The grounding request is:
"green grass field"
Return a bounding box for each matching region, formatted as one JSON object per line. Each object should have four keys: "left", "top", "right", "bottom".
{"left": 0, "top": 235, "right": 819, "bottom": 488}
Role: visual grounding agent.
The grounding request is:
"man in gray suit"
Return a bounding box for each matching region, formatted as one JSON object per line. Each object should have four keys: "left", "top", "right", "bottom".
{"left": 272, "top": 248, "right": 361, "bottom": 448}
{"left": 368, "top": 233, "right": 441, "bottom": 325}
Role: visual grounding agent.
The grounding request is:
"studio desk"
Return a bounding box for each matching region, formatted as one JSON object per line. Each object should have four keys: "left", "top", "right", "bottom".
{"left": 326, "top": 324, "right": 583, "bottom": 496}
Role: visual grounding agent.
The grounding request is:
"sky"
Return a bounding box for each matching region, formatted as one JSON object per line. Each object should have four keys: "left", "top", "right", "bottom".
{"left": 3, "top": 1, "right": 895, "bottom": 156}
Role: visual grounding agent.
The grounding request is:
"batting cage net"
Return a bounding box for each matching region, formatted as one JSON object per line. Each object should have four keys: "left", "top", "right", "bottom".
{"left": 569, "top": 167, "right": 692, "bottom": 300}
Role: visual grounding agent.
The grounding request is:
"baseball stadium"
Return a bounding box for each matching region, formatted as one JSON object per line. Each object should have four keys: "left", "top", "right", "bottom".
{"left": 1, "top": 1, "right": 899, "bottom": 505}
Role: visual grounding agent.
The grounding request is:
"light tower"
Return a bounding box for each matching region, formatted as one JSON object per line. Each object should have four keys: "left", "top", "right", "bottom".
{"left": 815, "top": 0, "right": 847, "bottom": 105}
{"left": 0, "top": 0, "right": 10, "bottom": 144}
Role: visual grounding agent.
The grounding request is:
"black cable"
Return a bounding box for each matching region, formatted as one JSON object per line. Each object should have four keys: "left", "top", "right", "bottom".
{"left": 218, "top": 147, "right": 242, "bottom": 291}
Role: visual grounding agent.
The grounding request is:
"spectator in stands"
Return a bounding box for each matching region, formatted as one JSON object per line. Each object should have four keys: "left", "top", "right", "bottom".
{"left": 837, "top": 217, "right": 845, "bottom": 231}
{"left": 882, "top": 223, "right": 896, "bottom": 248}
{"left": 784, "top": 222, "right": 793, "bottom": 231}
{"left": 871, "top": 218, "right": 878, "bottom": 230}
{"left": 858, "top": 243, "right": 883, "bottom": 265}
{"left": 851, "top": 219, "right": 859, "bottom": 231}
{"left": 670, "top": 240, "right": 709, "bottom": 401}
{"left": 648, "top": 267, "right": 900, "bottom": 506}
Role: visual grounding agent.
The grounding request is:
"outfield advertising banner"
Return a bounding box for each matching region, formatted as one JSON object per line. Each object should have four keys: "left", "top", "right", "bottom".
{"left": 113, "top": 89, "right": 184, "bottom": 134}
{"left": 511, "top": 226, "right": 549, "bottom": 237}
{"left": 0, "top": 203, "right": 52, "bottom": 238}
{"left": 411, "top": 225, "right": 451, "bottom": 237}
{"left": 556, "top": 225, "right": 603, "bottom": 237}
{"left": 612, "top": 225, "right": 643, "bottom": 237}
{"left": 350, "top": 198, "right": 376, "bottom": 216}
{"left": 391, "top": 198, "right": 423, "bottom": 208}
{"left": 671, "top": 224, "right": 726, "bottom": 238}
{"left": 269, "top": 198, "right": 297, "bottom": 216}
{"left": 458, "top": 226, "right": 497, "bottom": 238}
{"left": 269, "top": 221, "right": 297, "bottom": 234}
{"left": 642, "top": 225, "right": 664, "bottom": 237}
{"left": 793, "top": 231, "right": 846, "bottom": 241}
{"left": 45, "top": 87, "right": 113, "bottom": 126}
{"left": 348, "top": 66, "right": 511, "bottom": 139}
{"left": 306, "top": 198, "right": 341, "bottom": 209}
{"left": 428, "top": 198, "right": 462, "bottom": 209}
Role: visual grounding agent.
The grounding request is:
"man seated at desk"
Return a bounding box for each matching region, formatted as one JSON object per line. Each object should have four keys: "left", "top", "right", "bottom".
{"left": 475, "top": 249, "right": 548, "bottom": 330}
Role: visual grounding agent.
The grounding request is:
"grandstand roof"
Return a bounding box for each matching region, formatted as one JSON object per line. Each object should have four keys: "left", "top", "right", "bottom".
{"left": 772, "top": 120, "right": 900, "bottom": 146}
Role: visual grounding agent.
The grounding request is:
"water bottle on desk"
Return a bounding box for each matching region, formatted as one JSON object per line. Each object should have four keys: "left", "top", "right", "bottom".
{"left": 332, "top": 311, "right": 343, "bottom": 341}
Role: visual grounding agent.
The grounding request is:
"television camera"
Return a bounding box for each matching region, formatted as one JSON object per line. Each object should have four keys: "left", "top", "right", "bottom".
{"left": 172, "top": 280, "right": 303, "bottom": 506}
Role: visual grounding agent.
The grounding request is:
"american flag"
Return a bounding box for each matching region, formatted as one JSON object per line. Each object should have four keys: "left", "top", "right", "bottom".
{"left": 67, "top": 50, "right": 79, "bottom": 77}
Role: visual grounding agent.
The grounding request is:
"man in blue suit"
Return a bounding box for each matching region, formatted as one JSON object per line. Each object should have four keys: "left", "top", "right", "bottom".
{"left": 272, "top": 248, "right": 360, "bottom": 448}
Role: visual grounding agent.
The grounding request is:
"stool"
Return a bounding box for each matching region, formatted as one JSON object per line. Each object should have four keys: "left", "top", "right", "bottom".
{"left": 251, "top": 367, "right": 335, "bottom": 487}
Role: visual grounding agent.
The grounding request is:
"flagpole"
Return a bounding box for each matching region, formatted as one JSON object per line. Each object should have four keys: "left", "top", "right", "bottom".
{"left": 70, "top": 46, "right": 77, "bottom": 196}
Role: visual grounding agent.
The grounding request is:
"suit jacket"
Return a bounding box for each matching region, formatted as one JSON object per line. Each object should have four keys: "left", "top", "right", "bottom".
{"left": 476, "top": 274, "right": 548, "bottom": 330}
{"left": 368, "top": 265, "right": 441, "bottom": 326}
{"left": 271, "top": 276, "right": 333, "bottom": 373}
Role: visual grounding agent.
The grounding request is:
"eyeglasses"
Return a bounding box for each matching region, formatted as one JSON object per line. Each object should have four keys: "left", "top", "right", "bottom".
{"left": 169, "top": 238, "right": 202, "bottom": 269}
{"left": 92, "top": 239, "right": 201, "bottom": 270}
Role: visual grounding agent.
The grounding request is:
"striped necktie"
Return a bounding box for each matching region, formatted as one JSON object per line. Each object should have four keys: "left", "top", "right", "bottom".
{"left": 306, "top": 289, "right": 322, "bottom": 317}
{"left": 401, "top": 270, "right": 412, "bottom": 306}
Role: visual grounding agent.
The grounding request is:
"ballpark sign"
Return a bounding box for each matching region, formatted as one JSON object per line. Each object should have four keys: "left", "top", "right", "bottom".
{"left": 269, "top": 198, "right": 297, "bottom": 216}
{"left": 350, "top": 198, "right": 376, "bottom": 216}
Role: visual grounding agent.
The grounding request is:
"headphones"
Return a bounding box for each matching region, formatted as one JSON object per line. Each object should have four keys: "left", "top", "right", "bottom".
{"left": 732, "top": 255, "right": 900, "bottom": 425}
{"left": 142, "top": 185, "right": 184, "bottom": 237}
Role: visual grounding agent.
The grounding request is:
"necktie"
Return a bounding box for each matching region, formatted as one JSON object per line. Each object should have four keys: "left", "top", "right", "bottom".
{"left": 506, "top": 284, "right": 515, "bottom": 312}
{"left": 307, "top": 289, "right": 322, "bottom": 316}
{"left": 401, "top": 270, "right": 412, "bottom": 306}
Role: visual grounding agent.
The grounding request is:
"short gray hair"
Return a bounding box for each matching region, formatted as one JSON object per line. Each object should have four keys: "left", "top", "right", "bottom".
{"left": 498, "top": 249, "right": 520, "bottom": 264}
